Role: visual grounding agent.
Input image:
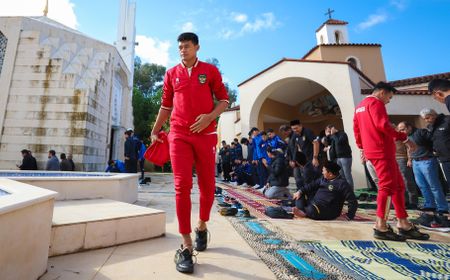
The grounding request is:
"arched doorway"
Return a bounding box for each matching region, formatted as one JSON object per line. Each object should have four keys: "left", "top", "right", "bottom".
{"left": 251, "top": 77, "right": 344, "bottom": 135}
{"left": 238, "top": 59, "right": 370, "bottom": 188}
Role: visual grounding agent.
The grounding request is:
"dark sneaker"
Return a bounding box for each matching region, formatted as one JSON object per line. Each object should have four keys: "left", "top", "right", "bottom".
{"left": 217, "top": 202, "right": 232, "bottom": 207}
{"left": 174, "top": 246, "right": 194, "bottom": 273}
{"left": 398, "top": 225, "right": 430, "bottom": 240}
{"left": 194, "top": 228, "right": 209, "bottom": 252}
{"left": 373, "top": 225, "right": 406, "bottom": 242}
{"left": 431, "top": 214, "right": 450, "bottom": 228}
{"left": 219, "top": 207, "right": 238, "bottom": 216}
{"left": 357, "top": 193, "right": 368, "bottom": 201}
{"left": 413, "top": 213, "right": 434, "bottom": 227}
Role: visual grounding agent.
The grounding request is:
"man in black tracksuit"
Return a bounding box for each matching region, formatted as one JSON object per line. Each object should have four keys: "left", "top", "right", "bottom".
{"left": 292, "top": 161, "right": 358, "bottom": 220}
{"left": 124, "top": 129, "right": 138, "bottom": 173}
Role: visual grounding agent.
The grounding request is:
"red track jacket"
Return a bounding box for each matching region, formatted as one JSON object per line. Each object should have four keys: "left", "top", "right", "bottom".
{"left": 161, "top": 59, "right": 229, "bottom": 134}
{"left": 353, "top": 96, "right": 407, "bottom": 159}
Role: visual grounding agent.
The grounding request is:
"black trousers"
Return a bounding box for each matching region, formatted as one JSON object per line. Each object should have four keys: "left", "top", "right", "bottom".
{"left": 125, "top": 159, "right": 138, "bottom": 173}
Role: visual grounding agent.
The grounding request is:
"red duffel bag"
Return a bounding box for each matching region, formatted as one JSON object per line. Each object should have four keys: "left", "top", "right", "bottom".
{"left": 144, "top": 131, "right": 170, "bottom": 167}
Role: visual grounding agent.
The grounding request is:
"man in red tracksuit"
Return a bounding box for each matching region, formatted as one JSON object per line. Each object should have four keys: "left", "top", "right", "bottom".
{"left": 353, "top": 82, "right": 429, "bottom": 241}
{"left": 151, "top": 32, "right": 229, "bottom": 273}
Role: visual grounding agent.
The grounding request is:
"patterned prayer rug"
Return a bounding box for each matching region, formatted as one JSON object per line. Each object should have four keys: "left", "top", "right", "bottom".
{"left": 302, "top": 240, "right": 450, "bottom": 280}
{"left": 218, "top": 183, "right": 372, "bottom": 221}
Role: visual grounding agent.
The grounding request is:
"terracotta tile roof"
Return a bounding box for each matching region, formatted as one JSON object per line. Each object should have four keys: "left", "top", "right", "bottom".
{"left": 225, "top": 105, "right": 240, "bottom": 112}
{"left": 388, "top": 72, "right": 450, "bottom": 87}
{"left": 361, "top": 89, "right": 430, "bottom": 95}
{"left": 238, "top": 58, "right": 375, "bottom": 87}
{"left": 316, "top": 19, "right": 349, "bottom": 32}
{"left": 302, "top": 43, "right": 381, "bottom": 59}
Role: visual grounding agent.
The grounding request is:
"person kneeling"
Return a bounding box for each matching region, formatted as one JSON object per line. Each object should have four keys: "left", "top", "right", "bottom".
{"left": 260, "top": 148, "right": 291, "bottom": 199}
{"left": 292, "top": 161, "right": 358, "bottom": 220}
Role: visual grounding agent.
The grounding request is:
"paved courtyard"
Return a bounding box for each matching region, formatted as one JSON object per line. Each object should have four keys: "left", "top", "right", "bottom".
{"left": 40, "top": 173, "right": 449, "bottom": 280}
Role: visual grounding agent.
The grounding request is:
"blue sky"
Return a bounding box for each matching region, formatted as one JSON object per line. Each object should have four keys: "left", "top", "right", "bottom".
{"left": 2, "top": 0, "right": 450, "bottom": 94}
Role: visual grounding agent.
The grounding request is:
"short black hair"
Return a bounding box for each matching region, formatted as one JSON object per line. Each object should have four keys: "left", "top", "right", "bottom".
{"left": 177, "top": 32, "right": 199, "bottom": 45}
{"left": 428, "top": 78, "right": 450, "bottom": 93}
{"left": 279, "top": 124, "right": 290, "bottom": 132}
{"left": 249, "top": 127, "right": 259, "bottom": 135}
{"left": 49, "top": 150, "right": 56, "bottom": 156}
{"left": 21, "top": 149, "right": 29, "bottom": 154}
{"left": 373, "top": 81, "right": 397, "bottom": 94}
{"left": 266, "top": 128, "right": 274, "bottom": 133}
{"left": 233, "top": 138, "right": 239, "bottom": 142}
{"left": 240, "top": 137, "right": 248, "bottom": 144}
{"left": 260, "top": 131, "right": 267, "bottom": 136}
{"left": 290, "top": 119, "right": 301, "bottom": 126}
{"left": 323, "top": 161, "right": 341, "bottom": 175}
{"left": 60, "top": 153, "right": 66, "bottom": 160}
{"left": 124, "top": 130, "right": 132, "bottom": 136}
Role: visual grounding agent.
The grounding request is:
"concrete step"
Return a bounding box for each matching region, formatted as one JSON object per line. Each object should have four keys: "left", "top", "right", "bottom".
{"left": 49, "top": 199, "right": 165, "bottom": 256}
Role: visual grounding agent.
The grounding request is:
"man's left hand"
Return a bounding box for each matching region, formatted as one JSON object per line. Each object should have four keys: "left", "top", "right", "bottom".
{"left": 190, "top": 114, "right": 213, "bottom": 133}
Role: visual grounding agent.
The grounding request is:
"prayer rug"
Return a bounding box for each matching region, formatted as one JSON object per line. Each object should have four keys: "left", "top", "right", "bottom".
{"left": 218, "top": 183, "right": 372, "bottom": 221}
{"left": 302, "top": 240, "right": 450, "bottom": 280}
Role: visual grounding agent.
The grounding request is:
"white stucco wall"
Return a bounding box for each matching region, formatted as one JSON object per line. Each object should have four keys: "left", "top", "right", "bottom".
{"left": 218, "top": 110, "right": 238, "bottom": 144}
{"left": 0, "top": 17, "right": 133, "bottom": 171}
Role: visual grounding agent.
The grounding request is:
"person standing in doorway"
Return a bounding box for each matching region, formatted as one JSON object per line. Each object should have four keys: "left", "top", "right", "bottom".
{"left": 124, "top": 129, "right": 138, "bottom": 173}
{"left": 150, "top": 33, "right": 229, "bottom": 274}
{"left": 353, "top": 82, "right": 429, "bottom": 241}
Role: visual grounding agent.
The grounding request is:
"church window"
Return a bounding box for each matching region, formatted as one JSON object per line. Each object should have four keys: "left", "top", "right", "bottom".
{"left": 0, "top": 31, "right": 7, "bottom": 77}
{"left": 334, "top": 31, "right": 341, "bottom": 44}
{"left": 346, "top": 56, "right": 361, "bottom": 69}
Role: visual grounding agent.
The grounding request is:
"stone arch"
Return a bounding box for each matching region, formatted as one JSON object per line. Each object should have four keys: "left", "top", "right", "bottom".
{"left": 239, "top": 60, "right": 367, "bottom": 188}
{"left": 0, "top": 30, "right": 8, "bottom": 76}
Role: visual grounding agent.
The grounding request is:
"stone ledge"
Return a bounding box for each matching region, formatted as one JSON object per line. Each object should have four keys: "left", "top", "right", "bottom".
{"left": 50, "top": 199, "right": 166, "bottom": 256}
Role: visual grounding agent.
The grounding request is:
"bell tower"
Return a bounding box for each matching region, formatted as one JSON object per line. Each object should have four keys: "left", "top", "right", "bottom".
{"left": 315, "top": 12, "right": 349, "bottom": 45}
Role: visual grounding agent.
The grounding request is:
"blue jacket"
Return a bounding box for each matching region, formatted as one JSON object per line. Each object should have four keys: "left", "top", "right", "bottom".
{"left": 252, "top": 133, "right": 269, "bottom": 161}
{"left": 268, "top": 135, "right": 286, "bottom": 151}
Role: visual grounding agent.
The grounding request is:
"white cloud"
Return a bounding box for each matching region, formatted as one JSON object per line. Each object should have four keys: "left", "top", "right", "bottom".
{"left": 231, "top": 12, "right": 248, "bottom": 23}
{"left": 219, "top": 29, "right": 234, "bottom": 40}
{"left": 356, "top": 12, "right": 388, "bottom": 31}
{"left": 181, "top": 21, "right": 196, "bottom": 32}
{"left": 219, "top": 12, "right": 279, "bottom": 39}
{"left": 241, "top": 13, "right": 276, "bottom": 33}
{"left": 390, "top": 0, "right": 407, "bottom": 10}
{"left": 135, "top": 35, "right": 171, "bottom": 67}
{"left": 0, "top": 0, "right": 78, "bottom": 29}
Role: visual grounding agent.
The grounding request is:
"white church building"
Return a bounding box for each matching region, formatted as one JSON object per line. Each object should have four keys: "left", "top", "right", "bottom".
{"left": 218, "top": 18, "right": 449, "bottom": 189}
{"left": 0, "top": 0, "right": 137, "bottom": 171}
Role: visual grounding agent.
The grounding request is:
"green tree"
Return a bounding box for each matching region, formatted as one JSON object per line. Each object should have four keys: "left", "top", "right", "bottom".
{"left": 205, "top": 58, "right": 238, "bottom": 107}
{"left": 132, "top": 57, "right": 166, "bottom": 142}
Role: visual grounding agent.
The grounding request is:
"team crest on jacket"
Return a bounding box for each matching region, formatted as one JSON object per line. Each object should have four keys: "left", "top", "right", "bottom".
{"left": 328, "top": 185, "right": 334, "bottom": 191}
{"left": 198, "top": 74, "right": 207, "bottom": 84}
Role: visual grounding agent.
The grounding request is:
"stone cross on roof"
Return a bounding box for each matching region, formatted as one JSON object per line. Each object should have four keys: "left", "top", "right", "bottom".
{"left": 325, "top": 8, "right": 334, "bottom": 19}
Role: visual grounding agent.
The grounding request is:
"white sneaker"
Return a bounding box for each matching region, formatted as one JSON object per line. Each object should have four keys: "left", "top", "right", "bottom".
{"left": 232, "top": 181, "right": 238, "bottom": 186}
{"left": 241, "top": 183, "right": 248, "bottom": 187}
{"left": 253, "top": 184, "right": 260, "bottom": 189}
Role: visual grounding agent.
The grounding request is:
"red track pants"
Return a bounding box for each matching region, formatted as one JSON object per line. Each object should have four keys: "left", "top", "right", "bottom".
{"left": 168, "top": 132, "right": 217, "bottom": 234}
{"left": 369, "top": 158, "right": 408, "bottom": 220}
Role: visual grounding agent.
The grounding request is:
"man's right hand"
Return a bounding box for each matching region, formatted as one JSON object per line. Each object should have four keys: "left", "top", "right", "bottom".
{"left": 289, "top": 160, "right": 296, "bottom": 168}
{"left": 150, "top": 133, "right": 163, "bottom": 143}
